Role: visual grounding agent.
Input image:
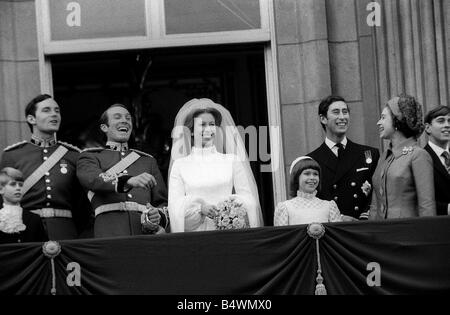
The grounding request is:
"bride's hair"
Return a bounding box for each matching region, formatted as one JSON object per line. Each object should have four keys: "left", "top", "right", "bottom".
{"left": 183, "top": 107, "right": 223, "bottom": 133}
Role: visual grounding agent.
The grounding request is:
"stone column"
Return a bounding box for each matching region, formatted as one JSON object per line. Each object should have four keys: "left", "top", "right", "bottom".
{"left": 274, "top": 0, "right": 331, "bottom": 179}
{"left": 374, "top": 0, "right": 449, "bottom": 113}
{"left": 0, "top": 0, "right": 39, "bottom": 151}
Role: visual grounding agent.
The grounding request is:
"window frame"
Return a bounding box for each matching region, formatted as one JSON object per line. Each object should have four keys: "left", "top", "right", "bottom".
{"left": 35, "top": 0, "right": 287, "bottom": 207}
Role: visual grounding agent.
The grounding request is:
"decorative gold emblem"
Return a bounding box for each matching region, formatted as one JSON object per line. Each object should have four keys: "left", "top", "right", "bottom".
{"left": 307, "top": 223, "right": 325, "bottom": 239}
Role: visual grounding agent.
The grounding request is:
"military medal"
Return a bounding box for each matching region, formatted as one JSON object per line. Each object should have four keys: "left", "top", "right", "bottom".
{"left": 60, "top": 161, "right": 68, "bottom": 174}
{"left": 364, "top": 150, "right": 372, "bottom": 164}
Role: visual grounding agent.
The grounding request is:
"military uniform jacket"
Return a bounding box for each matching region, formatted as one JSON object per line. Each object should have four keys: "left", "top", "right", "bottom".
{"left": 0, "top": 140, "right": 85, "bottom": 215}
{"left": 369, "top": 138, "right": 436, "bottom": 219}
{"left": 424, "top": 144, "right": 450, "bottom": 215}
{"left": 0, "top": 139, "right": 90, "bottom": 239}
{"left": 76, "top": 147, "right": 168, "bottom": 226}
{"left": 308, "top": 139, "right": 380, "bottom": 218}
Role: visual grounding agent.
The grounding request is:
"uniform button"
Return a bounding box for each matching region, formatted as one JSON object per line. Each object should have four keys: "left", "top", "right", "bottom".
{"left": 123, "top": 170, "right": 128, "bottom": 174}
{"left": 17, "top": 239, "right": 21, "bottom": 243}
{"left": 333, "top": 184, "right": 337, "bottom": 189}
{"left": 46, "top": 202, "right": 51, "bottom": 206}
{"left": 334, "top": 196, "right": 338, "bottom": 201}
{"left": 353, "top": 194, "right": 358, "bottom": 198}
{"left": 47, "top": 194, "right": 52, "bottom": 199}
{"left": 43, "top": 149, "right": 48, "bottom": 153}
{"left": 354, "top": 206, "right": 359, "bottom": 211}
{"left": 127, "top": 194, "right": 133, "bottom": 198}
{"left": 43, "top": 156, "right": 48, "bottom": 161}
{"left": 121, "top": 152, "right": 126, "bottom": 156}
{"left": 46, "top": 186, "right": 51, "bottom": 191}
{"left": 45, "top": 179, "right": 50, "bottom": 183}
{"left": 45, "top": 172, "right": 50, "bottom": 176}
{"left": 351, "top": 182, "right": 356, "bottom": 187}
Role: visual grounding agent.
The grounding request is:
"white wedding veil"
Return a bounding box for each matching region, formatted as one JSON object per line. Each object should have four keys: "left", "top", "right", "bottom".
{"left": 169, "top": 98, "right": 264, "bottom": 227}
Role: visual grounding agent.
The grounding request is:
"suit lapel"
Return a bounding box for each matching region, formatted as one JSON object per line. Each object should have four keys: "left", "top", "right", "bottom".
{"left": 314, "top": 142, "right": 338, "bottom": 172}
{"left": 333, "top": 140, "right": 361, "bottom": 183}
{"left": 425, "top": 144, "right": 450, "bottom": 180}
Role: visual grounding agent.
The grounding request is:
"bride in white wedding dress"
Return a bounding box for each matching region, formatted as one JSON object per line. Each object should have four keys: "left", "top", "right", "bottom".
{"left": 168, "top": 98, "right": 263, "bottom": 232}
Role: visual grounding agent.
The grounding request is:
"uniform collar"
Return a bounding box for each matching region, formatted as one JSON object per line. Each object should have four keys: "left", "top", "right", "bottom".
{"left": 30, "top": 134, "right": 57, "bottom": 147}
{"left": 106, "top": 141, "right": 128, "bottom": 151}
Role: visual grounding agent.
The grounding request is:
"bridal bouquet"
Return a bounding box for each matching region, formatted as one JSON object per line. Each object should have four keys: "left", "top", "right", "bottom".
{"left": 214, "top": 197, "right": 249, "bottom": 230}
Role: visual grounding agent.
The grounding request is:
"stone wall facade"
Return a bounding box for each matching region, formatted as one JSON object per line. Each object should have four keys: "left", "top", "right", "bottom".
{"left": 0, "top": 0, "right": 40, "bottom": 150}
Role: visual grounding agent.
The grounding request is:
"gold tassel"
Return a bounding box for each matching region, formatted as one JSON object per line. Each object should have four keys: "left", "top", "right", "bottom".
{"left": 315, "top": 273, "right": 327, "bottom": 295}
{"left": 42, "top": 241, "right": 61, "bottom": 295}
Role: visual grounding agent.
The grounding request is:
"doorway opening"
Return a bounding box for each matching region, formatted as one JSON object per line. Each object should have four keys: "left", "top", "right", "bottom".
{"left": 51, "top": 43, "right": 274, "bottom": 225}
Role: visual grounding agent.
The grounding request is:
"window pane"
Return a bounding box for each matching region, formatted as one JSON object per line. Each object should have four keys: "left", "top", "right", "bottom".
{"left": 49, "top": 0, "right": 146, "bottom": 40}
{"left": 164, "top": 0, "right": 261, "bottom": 34}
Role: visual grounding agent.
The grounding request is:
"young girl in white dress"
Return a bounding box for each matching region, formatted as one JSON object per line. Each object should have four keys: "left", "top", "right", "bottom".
{"left": 168, "top": 98, "right": 263, "bottom": 232}
{"left": 274, "top": 156, "right": 352, "bottom": 226}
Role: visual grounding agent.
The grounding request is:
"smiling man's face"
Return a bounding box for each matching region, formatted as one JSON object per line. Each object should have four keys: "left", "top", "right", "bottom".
{"left": 321, "top": 101, "right": 350, "bottom": 139}
{"left": 101, "top": 106, "right": 133, "bottom": 143}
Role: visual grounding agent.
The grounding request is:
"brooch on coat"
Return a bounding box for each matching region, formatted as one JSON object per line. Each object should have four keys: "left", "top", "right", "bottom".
{"left": 402, "top": 146, "right": 414, "bottom": 155}
{"left": 364, "top": 150, "right": 373, "bottom": 164}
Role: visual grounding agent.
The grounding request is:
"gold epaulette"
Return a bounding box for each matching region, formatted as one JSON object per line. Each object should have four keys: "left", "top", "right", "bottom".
{"left": 58, "top": 141, "right": 81, "bottom": 152}
{"left": 81, "top": 147, "right": 104, "bottom": 153}
{"left": 3, "top": 140, "right": 27, "bottom": 152}
{"left": 131, "top": 149, "right": 154, "bottom": 158}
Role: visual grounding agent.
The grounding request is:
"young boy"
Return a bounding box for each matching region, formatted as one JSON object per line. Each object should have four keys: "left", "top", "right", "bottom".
{"left": 0, "top": 167, "right": 47, "bottom": 244}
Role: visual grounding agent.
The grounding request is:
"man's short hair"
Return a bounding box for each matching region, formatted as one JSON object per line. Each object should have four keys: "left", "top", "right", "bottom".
{"left": 424, "top": 105, "right": 450, "bottom": 125}
{"left": 318, "top": 95, "right": 348, "bottom": 130}
{"left": 99, "top": 104, "right": 130, "bottom": 126}
{"left": 25, "top": 94, "right": 53, "bottom": 132}
{"left": 0, "top": 167, "right": 24, "bottom": 187}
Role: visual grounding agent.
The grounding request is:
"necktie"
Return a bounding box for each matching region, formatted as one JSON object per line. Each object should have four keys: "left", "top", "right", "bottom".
{"left": 442, "top": 151, "right": 450, "bottom": 174}
{"left": 336, "top": 143, "right": 344, "bottom": 159}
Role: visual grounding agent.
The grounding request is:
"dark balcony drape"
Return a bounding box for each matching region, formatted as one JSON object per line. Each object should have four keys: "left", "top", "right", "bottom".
{"left": 0, "top": 216, "right": 449, "bottom": 295}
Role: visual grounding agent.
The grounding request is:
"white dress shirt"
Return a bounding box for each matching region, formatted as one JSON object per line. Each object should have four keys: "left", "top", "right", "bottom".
{"left": 325, "top": 137, "right": 348, "bottom": 157}
{"left": 428, "top": 141, "right": 450, "bottom": 167}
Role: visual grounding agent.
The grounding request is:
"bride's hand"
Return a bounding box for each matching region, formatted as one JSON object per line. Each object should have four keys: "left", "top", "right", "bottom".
{"left": 200, "top": 204, "right": 218, "bottom": 219}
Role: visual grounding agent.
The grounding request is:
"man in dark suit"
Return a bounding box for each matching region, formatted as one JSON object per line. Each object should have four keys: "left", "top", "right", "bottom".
{"left": 424, "top": 105, "right": 450, "bottom": 216}
{"left": 307, "top": 95, "right": 380, "bottom": 219}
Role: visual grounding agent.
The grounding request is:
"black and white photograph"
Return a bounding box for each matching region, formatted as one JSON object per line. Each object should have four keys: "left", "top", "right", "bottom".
{"left": 0, "top": 0, "right": 449, "bottom": 298}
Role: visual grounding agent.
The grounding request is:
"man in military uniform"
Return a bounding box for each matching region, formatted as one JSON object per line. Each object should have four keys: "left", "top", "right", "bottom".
{"left": 307, "top": 95, "right": 380, "bottom": 219}
{"left": 0, "top": 94, "right": 91, "bottom": 240}
{"left": 77, "top": 104, "right": 169, "bottom": 238}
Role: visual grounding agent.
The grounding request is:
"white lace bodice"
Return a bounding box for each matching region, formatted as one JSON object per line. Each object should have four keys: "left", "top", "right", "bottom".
{"left": 274, "top": 191, "right": 342, "bottom": 226}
